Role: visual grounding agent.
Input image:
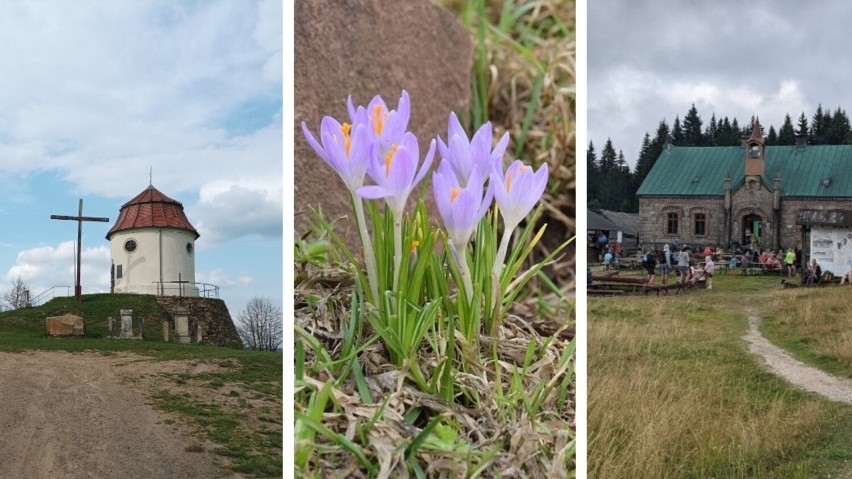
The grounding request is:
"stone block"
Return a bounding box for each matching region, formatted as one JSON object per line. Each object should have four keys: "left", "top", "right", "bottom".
{"left": 46, "top": 314, "right": 85, "bottom": 336}
{"left": 295, "top": 0, "right": 472, "bottom": 249}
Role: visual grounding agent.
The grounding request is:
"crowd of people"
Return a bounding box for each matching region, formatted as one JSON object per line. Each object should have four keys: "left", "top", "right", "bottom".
{"left": 593, "top": 238, "right": 838, "bottom": 290}
{"left": 640, "top": 244, "right": 714, "bottom": 289}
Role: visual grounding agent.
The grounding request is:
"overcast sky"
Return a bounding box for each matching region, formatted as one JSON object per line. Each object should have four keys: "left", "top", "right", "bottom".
{"left": 0, "top": 1, "right": 282, "bottom": 317}
{"left": 588, "top": 0, "right": 852, "bottom": 169}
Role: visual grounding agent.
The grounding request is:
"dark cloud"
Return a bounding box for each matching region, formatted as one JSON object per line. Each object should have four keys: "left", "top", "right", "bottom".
{"left": 589, "top": 1, "right": 852, "bottom": 166}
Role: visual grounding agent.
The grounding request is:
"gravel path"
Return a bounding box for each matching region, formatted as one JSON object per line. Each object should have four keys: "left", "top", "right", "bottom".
{"left": 743, "top": 310, "right": 852, "bottom": 404}
{"left": 0, "top": 351, "right": 237, "bottom": 479}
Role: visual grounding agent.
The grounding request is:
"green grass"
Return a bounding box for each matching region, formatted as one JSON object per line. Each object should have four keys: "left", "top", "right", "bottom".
{"left": 761, "top": 284, "right": 852, "bottom": 378}
{"left": 0, "top": 294, "right": 282, "bottom": 477}
{"left": 589, "top": 272, "right": 852, "bottom": 478}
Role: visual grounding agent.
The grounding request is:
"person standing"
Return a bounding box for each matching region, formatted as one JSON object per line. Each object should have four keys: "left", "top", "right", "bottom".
{"left": 677, "top": 246, "right": 690, "bottom": 283}
{"left": 704, "top": 254, "right": 715, "bottom": 289}
{"left": 603, "top": 248, "right": 613, "bottom": 270}
{"left": 784, "top": 248, "right": 796, "bottom": 277}
{"left": 645, "top": 248, "right": 657, "bottom": 285}
{"left": 661, "top": 244, "right": 672, "bottom": 286}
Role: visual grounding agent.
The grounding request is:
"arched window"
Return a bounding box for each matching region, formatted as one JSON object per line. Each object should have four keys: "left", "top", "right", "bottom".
{"left": 694, "top": 213, "right": 706, "bottom": 236}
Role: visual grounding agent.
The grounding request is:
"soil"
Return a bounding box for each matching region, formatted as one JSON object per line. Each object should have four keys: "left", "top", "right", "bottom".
{"left": 744, "top": 310, "right": 852, "bottom": 404}
{"left": 0, "top": 351, "right": 239, "bottom": 479}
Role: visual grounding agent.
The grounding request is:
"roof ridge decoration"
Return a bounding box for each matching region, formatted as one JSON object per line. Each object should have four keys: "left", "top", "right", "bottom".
{"left": 749, "top": 118, "right": 763, "bottom": 143}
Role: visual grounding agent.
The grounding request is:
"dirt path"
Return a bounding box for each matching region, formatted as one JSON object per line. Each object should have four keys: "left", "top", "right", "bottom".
{"left": 743, "top": 310, "right": 852, "bottom": 404}
{"left": 0, "top": 351, "right": 238, "bottom": 479}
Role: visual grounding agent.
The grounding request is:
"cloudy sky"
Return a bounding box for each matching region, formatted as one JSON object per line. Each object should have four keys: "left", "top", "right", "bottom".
{"left": 0, "top": 1, "right": 282, "bottom": 317}
{"left": 588, "top": 0, "right": 852, "bottom": 169}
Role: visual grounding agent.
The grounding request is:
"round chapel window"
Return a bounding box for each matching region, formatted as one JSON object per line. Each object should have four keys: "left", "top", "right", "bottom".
{"left": 186, "top": 243, "right": 193, "bottom": 254}
{"left": 124, "top": 239, "right": 137, "bottom": 253}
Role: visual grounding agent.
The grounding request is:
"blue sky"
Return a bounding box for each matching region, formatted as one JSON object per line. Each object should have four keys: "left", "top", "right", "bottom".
{"left": 0, "top": 0, "right": 282, "bottom": 318}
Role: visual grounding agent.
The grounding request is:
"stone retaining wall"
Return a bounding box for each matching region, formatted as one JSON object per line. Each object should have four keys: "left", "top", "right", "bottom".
{"left": 155, "top": 297, "right": 242, "bottom": 349}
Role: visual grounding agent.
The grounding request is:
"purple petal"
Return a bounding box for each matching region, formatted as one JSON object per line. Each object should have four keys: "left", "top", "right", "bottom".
{"left": 413, "top": 139, "right": 436, "bottom": 188}
{"left": 490, "top": 132, "right": 510, "bottom": 170}
{"left": 301, "top": 122, "right": 329, "bottom": 164}
{"left": 347, "top": 96, "right": 357, "bottom": 124}
{"left": 447, "top": 112, "right": 466, "bottom": 142}
{"left": 357, "top": 185, "right": 391, "bottom": 199}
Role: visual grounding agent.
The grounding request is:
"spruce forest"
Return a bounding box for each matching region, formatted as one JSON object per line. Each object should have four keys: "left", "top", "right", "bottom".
{"left": 588, "top": 104, "right": 852, "bottom": 213}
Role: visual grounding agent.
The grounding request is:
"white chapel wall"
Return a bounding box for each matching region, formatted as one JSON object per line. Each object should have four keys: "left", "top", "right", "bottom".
{"left": 111, "top": 227, "right": 198, "bottom": 297}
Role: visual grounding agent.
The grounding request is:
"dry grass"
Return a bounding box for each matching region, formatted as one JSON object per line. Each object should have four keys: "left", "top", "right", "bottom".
{"left": 763, "top": 285, "right": 852, "bottom": 374}
{"left": 295, "top": 269, "right": 575, "bottom": 478}
{"left": 588, "top": 276, "right": 848, "bottom": 478}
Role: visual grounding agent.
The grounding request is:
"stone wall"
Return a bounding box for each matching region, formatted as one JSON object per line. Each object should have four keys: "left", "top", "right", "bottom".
{"left": 155, "top": 297, "right": 242, "bottom": 348}
{"left": 638, "top": 196, "right": 727, "bottom": 248}
{"left": 640, "top": 192, "right": 852, "bottom": 251}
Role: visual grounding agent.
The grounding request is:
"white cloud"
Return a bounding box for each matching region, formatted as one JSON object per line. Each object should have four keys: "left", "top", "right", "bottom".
{"left": 197, "top": 268, "right": 254, "bottom": 287}
{"left": 4, "top": 242, "right": 111, "bottom": 301}
{"left": 0, "top": 0, "right": 281, "bottom": 200}
{"left": 190, "top": 176, "right": 283, "bottom": 246}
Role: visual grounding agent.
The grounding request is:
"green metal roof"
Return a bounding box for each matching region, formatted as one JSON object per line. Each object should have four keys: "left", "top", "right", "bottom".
{"left": 637, "top": 145, "right": 852, "bottom": 198}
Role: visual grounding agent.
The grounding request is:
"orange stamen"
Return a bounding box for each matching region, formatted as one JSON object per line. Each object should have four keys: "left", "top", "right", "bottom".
{"left": 505, "top": 171, "right": 514, "bottom": 192}
{"left": 450, "top": 187, "right": 461, "bottom": 202}
{"left": 371, "top": 105, "right": 386, "bottom": 135}
{"left": 410, "top": 240, "right": 420, "bottom": 252}
{"left": 341, "top": 123, "right": 352, "bottom": 157}
{"left": 384, "top": 145, "right": 398, "bottom": 177}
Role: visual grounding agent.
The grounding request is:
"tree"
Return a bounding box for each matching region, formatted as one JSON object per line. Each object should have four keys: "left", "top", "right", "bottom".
{"left": 672, "top": 116, "right": 684, "bottom": 144}
{"left": 1, "top": 277, "right": 30, "bottom": 311}
{"left": 236, "top": 297, "right": 282, "bottom": 351}
{"left": 796, "top": 112, "right": 809, "bottom": 137}
{"left": 682, "top": 104, "right": 703, "bottom": 146}
{"left": 766, "top": 125, "right": 778, "bottom": 145}
{"left": 778, "top": 114, "right": 795, "bottom": 145}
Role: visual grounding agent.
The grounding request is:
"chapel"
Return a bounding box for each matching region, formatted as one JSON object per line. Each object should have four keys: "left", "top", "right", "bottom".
{"left": 105, "top": 184, "right": 200, "bottom": 297}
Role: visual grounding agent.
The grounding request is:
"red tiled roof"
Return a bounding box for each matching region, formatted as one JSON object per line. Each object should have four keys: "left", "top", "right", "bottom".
{"left": 106, "top": 185, "right": 199, "bottom": 239}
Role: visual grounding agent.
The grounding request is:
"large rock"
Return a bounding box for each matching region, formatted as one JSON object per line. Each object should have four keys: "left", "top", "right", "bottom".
{"left": 46, "top": 314, "right": 85, "bottom": 336}
{"left": 295, "top": 0, "right": 473, "bottom": 249}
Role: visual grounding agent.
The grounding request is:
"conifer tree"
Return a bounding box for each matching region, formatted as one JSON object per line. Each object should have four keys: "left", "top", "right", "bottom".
{"left": 672, "top": 116, "right": 684, "bottom": 144}
{"left": 796, "top": 112, "right": 809, "bottom": 139}
{"left": 682, "top": 104, "right": 703, "bottom": 146}
{"left": 778, "top": 114, "right": 795, "bottom": 145}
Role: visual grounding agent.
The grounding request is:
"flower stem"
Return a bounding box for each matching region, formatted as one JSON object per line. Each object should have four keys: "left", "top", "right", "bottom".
{"left": 350, "top": 191, "right": 379, "bottom": 304}
{"left": 493, "top": 225, "right": 514, "bottom": 279}
{"left": 458, "top": 248, "right": 474, "bottom": 302}
{"left": 393, "top": 216, "right": 402, "bottom": 292}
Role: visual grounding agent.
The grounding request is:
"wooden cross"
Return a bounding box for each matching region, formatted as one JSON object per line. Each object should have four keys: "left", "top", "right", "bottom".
{"left": 50, "top": 199, "right": 110, "bottom": 301}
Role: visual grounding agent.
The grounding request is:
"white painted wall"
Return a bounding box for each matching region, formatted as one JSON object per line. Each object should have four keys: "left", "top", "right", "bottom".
{"left": 110, "top": 228, "right": 199, "bottom": 296}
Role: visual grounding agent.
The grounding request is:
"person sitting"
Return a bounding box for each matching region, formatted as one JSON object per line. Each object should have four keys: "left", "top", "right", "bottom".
{"left": 689, "top": 265, "right": 706, "bottom": 285}
{"left": 840, "top": 266, "right": 852, "bottom": 285}
{"left": 806, "top": 259, "right": 822, "bottom": 286}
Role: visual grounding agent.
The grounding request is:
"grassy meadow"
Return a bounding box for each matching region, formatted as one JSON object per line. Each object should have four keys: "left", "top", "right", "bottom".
{"left": 588, "top": 272, "right": 852, "bottom": 478}
{"left": 0, "top": 294, "right": 282, "bottom": 477}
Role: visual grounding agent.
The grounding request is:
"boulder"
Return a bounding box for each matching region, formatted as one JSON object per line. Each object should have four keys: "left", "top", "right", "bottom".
{"left": 295, "top": 0, "right": 473, "bottom": 249}
{"left": 46, "top": 314, "right": 85, "bottom": 336}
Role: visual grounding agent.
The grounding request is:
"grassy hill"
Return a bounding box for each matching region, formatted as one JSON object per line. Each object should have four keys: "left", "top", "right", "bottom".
{"left": 0, "top": 293, "right": 283, "bottom": 477}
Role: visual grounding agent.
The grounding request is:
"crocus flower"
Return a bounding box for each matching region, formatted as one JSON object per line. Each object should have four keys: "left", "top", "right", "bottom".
{"left": 491, "top": 159, "right": 549, "bottom": 232}
{"left": 301, "top": 112, "right": 372, "bottom": 193}
{"left": 348, "top": 90, "right": 410, "bottom": 159}
{"left": 432, "top": 159, "right": 493, "bottom": 249}
{"left": 358, "top": 131, "right": 436, "bottom": 220}
{"left": 437, "top": 112, "right": 509, "bottom": 186}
